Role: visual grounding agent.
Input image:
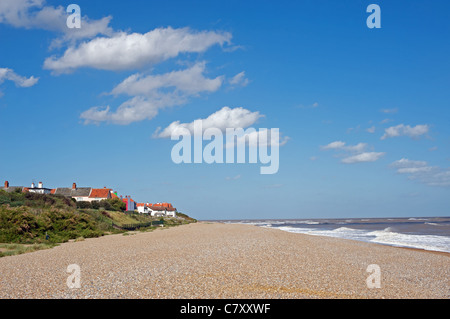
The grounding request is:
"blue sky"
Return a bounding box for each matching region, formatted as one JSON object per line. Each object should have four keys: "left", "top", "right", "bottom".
{"left": 1, "top": 0, "right": 449, "bottom": 220}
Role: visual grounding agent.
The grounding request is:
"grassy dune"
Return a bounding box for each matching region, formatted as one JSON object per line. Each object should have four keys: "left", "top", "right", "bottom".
{"left": 0, "top": 190, "right": 195, "bottom": 257}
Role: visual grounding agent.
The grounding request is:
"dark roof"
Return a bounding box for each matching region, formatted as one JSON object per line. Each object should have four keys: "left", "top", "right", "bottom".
{"left": 28, "top": 187, "right": 53, "bottom": 191}
{"left": 53, "top": 187, "right": 91, "bottom": 197}
{"left": 0, "top": 186, "right": 24, "bottom": 193}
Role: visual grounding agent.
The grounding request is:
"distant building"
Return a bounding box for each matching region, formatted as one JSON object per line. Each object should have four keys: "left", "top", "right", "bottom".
{"left": 136, "top": 203, "right": 149, "bottom": 214}
{"left": 52, "top": 183, "right": 118, "bottom": 202}
{"left": 88, "top": 187, "right": 112, "bottom": 201}
{"left": 53, "top": 183, "right": 91, "bottom": 201}
{"left": 0, "top": 181, "right": 24, "bottom": 193}
{"left": 1, "top": 180, "right": 53, "bottom": 194}
{"left": 122, "top": 196, "right": 136, "bottom": 212}
{"left": 28, "top": 182, "right": 52, "bottom": 195}
{"left": 147, "top": 203, "right": 177, "bottom": 217}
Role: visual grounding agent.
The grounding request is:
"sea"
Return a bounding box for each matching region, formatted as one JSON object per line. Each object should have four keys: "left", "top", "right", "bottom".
{"left": 217, "top": 217, "right": 450, "bottom": 253}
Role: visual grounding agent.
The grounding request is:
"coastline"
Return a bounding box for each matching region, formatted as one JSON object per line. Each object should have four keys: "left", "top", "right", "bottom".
{"left": 0, "top": 222, "right": 448, "bottom": 299}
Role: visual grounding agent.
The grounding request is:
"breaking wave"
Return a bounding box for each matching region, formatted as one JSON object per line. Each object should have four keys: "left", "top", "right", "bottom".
{"left": 271, "top": 226, "right": 450, "bottom": 253}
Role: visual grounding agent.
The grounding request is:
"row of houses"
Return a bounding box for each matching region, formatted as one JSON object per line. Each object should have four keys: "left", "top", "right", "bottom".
{"left": 0, "top": 181, "right": 177, "bottom": 217}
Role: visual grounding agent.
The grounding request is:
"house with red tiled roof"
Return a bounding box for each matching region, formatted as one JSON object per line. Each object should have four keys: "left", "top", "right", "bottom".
{"left": 89, "top": 187, "right": 112, "bottom": 201}
{"left": 53, "top": 183, "right": 118, "bottom": 202}
{"left": 135, "top": 202, "right": 177, "bottom": 217}
{"left": 148, "top": 204, "right": 177, "bottom": 217}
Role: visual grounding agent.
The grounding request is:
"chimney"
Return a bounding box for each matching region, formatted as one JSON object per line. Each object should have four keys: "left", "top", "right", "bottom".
{"left": 31, "top": 182, "right": 35, "bottom": 188}
{"left": 38, "top": 182, "right": 43, "bottom": 189}
{"left": 72, "top": 183, "right": 77, "bottom": 190}
{"left": 4, "top": 181, "right": 9, "bottom": 189}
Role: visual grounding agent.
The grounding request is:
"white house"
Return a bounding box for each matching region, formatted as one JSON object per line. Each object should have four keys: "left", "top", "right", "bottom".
{"left": 148, "top": 205, "right": 177, "bottom": 217}
{"left": 28, "top": 182, "right": 52, "bottom": 195}
{"left": 137, "top": 203, "right": 150, "bottom": 214}
{"left": 136, "top": 203, "right": 177, "bottom": 217}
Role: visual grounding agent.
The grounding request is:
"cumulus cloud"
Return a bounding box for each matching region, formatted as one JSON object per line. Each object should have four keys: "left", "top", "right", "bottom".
{"left": 44, "top": 27, "right": 232, "bottom": 73}
{"left": 80, "top": 63, "right": 225, "bottom": 125}
{"left": 321, "top": 141, "right": 368, "bottom": 153}
{"left": 154, "top": 106, "right": 263, "bottom": 138}
{"left": 381, "top": 124, "right": 429, "bottom": 140}
{"left": 2, "top": 1, "right": 238, "bottom": 126}
{"left": 229, "top": 71, "right": 249, "bottom": 87}
{"left": 341, "top": 152, "right": 385, "bottom": 164}
{"left": 153, "top": 106, "right": 289, "bottom": 147}
{"left": 232, "top": 129, "right": 290, "bottom": 148}
{"left": 390, "top": 158, "right": 450, "bottom": 187}
{"left": 0, "top": 67, "right": 38, "bottom": 96}
{"left": 80, "top": 96, "right": 165, "bottom": 125}
{"left": 321, "top": 140, "right": 384, "bottom": 164}
{"left": 111, "top": 62, "right": 223, "bottom": 97}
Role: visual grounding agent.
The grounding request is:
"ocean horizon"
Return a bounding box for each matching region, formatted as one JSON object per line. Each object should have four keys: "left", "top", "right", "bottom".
{"left": 212, "top": 216, "right": 450, "bottom": 253}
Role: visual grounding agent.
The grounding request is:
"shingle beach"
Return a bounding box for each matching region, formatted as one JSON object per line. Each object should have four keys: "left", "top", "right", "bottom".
{"left": 0, "top": 222, "right": 448, "bottom": 299}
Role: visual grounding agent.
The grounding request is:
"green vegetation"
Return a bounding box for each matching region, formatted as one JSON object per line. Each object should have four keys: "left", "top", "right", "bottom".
{"left": 0, "top": 190, "right": 196, "bottom": 257}
{"left": 0, "top": 243, "right": 57, "bottom": 257}
{"left": 76, "top": 198, "right": 126, "bottom": 211}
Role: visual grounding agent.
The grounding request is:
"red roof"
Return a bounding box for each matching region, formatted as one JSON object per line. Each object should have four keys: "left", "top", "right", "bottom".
{"left": 89, "top": 188, "right": 111, "bottom": 198}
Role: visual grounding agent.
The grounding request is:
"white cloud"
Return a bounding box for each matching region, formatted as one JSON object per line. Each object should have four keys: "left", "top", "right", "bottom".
{"left": 321, "top": 141, "right": 367, "bottom": 153}
{"left": 321, "top": 140, "right": 384, "bottom": 164}
{"left": 321, "top": 141, "right": 346, "bottom": 150}
{"left": 341, "top": 152, "right": 385, "bottom": 164}
{"left": 380, "top": 118, "right": 393, "bottom": 124}
{"left": 80, "top": 97, "right": 159, "bottom": 125}
{"left": 381, "top": 124, "right": 429, "bottom": 140}
{"left": 390, "top": 158, "right": 428, "bottom": 169}
{"left": 154, "top": 106, "right": 263, "bottom": 138}
{"left": 225, "top": 128, "right": 289, "bottom": 148}
{"left": 44, "top": 27, "right": 232, "bottom": 73}
{"left": 80, "top": 94, "right": 178, "bottom": 125}
{"left": 380, "top": 108, "right": 398, "bottom": 114}
{"left": 111, "top": 62, "right": 223, "bottom": 97}
{"left": 366, "top": 126, "right": 376, "bottom": 133}
{"left": 0, "top": 0, "right": 113, "bottom": 44}
{"left": 229, "top": 71, "right": 249, "bottom": 87}
{"left": 80, "top": 63, "right": 226, "bottom": 125}
{"left": 0, "top": 67, "right": 38, "bottom": 96}
{"left": 390, "top": 158, "right": 450, "bottom": 187}
{"left": 153, "top": 106, "right": 289, "bottom": 147}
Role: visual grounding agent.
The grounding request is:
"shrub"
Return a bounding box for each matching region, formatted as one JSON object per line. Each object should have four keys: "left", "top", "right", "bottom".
{"left": 76, "top": 201, "right": 92, "bottom": 209}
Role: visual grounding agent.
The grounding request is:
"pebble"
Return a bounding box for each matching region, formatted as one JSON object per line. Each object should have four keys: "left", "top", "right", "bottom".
{"left": 0, "top": 222, "right": 448, "bottom": 298}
